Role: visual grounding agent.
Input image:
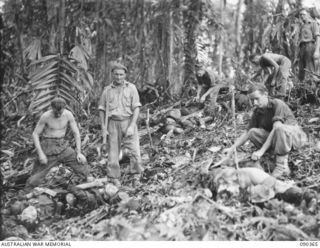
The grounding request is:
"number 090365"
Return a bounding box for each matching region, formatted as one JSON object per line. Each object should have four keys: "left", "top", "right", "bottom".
{"left": 300, "top": 242, "right": 318, "bottom": 246}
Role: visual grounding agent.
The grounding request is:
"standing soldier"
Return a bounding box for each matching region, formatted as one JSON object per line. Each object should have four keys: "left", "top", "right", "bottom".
{"left": 99, "top": 63, "right": 143, "bottom": 187}
{"left": 298, "top": 9, "right": 320, "bottom": 81}
{"left": 250, "top": 53, "right": 292, "bottom": 97}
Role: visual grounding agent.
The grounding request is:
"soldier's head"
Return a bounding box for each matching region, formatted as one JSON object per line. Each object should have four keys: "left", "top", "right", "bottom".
{"left": 111, "top": 63, "right": 127, "bottom": 85}
{"left": 299, "top": 9, "right": 311, "bottom": 23}
{"left": 51, "top": 97, "right": 66, "bottom": 118}
{"left": 249, "top": 54, "right": 261, "bottom": 65}
{"left": 195, "top": 62, "right": 206, "bottom": 77}
{"left": 248, "top": 84, "right": 269, "bottom": 108}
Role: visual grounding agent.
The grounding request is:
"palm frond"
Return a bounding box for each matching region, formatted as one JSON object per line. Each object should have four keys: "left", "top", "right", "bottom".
{"left": 28, "top": 54, "right": 93, "bottom": 114}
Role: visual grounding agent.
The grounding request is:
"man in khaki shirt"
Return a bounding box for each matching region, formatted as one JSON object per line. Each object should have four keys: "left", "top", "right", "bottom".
{"left": 298, "top": 9, "right": 320, "bottom": 80}
{"left": 98, "top": 63, "right": 143, "bottom": 186}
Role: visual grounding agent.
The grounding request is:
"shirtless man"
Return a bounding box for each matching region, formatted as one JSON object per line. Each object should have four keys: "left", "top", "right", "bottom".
{"left": 250, "top": 53, "right": 291, "bottom": 97}
{"left": 26, "top": 97, "right": 91, "bottom": 188}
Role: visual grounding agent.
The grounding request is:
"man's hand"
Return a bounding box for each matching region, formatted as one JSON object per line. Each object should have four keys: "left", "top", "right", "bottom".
{"left": 193, "top": 96, "right": 200, "bottom": 102}
{"left": 222, "top": 146, "right": 234, "bottom": 158}
{"left": 39, "top": 153, "right": 48, "bottom": 164}
{"left": 273, "top": 121, "right": 283, "bottom": 129}
{"left": 102, "top": 126, "right": 109, "bottom": 137}
{"left": 251, "top": 149, "right": 264, "bottom": 161}
{"left": 77, "top": 153, "right": 87, "bottom": 164}
{"left": 126, "top": 125, "right": 135, "bottom": 137}
{"left": 313, "top": 50, "right": 320, "bottom": 61}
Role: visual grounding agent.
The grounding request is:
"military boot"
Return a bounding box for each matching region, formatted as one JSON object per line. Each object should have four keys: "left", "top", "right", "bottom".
{"left": 272, "top": 154, "right": 290, "bottom": 178}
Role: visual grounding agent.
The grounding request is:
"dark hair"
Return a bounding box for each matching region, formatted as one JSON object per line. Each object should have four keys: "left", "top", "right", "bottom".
{"left": 248, "top": 84, "right": 268, "bottom": 94}
{"left": 249, "top": 54, "right": 260, "bottom": 62}
{"left": 51, "top": 97, "right": 66, "bottom": 110}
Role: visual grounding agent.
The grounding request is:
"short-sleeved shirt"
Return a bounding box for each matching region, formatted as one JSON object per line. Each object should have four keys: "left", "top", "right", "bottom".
{"left": 248, "top": 98, "right": 297, "bottom": 132}
{"left": 98, "top": 81, "right": 141, "bottom": 120}
{"left": 196, "top": 69, "right": 216, "bottom": 89}
{"left": 300, "top": 20, "right": 320, "bottom": 44}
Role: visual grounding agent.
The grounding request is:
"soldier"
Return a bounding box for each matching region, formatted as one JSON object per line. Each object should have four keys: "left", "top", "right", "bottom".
{"left": 99, "top": 63, "right": 143, "bottom": 187}
{"left": 298, "top": 9, "right": 320, "bottom": 80}
{"left": 26, "top": 97, "right": 92, "bottom": 188}
{"left": 250, "top": 53, "right": 292, "bottom": 97}
{"left": 223, "top": 85, "right": 307, "bottom": 178}
{"left": 194, "top": 63, "right": 222, "bottom": 110}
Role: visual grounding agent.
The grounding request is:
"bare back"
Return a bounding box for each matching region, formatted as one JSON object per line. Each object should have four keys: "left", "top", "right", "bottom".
{"left": 260, "top": 53, "right": 288, "bottom": 68}
{"left": 39, "top": 109, "right": 71, "bottom": 138}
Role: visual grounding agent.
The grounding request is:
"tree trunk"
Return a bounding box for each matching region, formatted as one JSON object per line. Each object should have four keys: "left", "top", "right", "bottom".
{"left": 167, "top": 4, "right": 174, "bottom": 96}
{"left": 14, "top": 0, "right": 25, "bottom": 75}
{"left": 102, "top": 0, "right": 108, "bottom": 83}
{"left": 46, "top": 0, "right": 58, "bottom": 54}
{"left": 183, "top": 1, "right": 196, "bottom": 84}
{"left": 139, "top": 0, "right": 146, "bottom": 90}
{"left": 235, "top": 0, "right": 243, "bottom": 61}
{"left": 175, "top": 0, "right": 185, "bottom": 96}
{"left": 58, "top": 0, "right": 65, "bottom": 55}
{"left": 218, "top": 0, "right": 225, "bottom": 77}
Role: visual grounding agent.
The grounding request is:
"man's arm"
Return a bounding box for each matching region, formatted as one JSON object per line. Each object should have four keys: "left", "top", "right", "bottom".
{"left": 201, "top": 86, "right": 216, "bottom": 101}
{"left": 312, "top": 21, "right": 320, "bottom": 60}
{"left": 251, "top": 68, "right": 263, "bottom": 81}
{"left": 98, "top": 89, "right": 108, "bottom": 137}
{"left": 68, "top": 112, "right": 87, "bottom": 164}
{"left": 99, "top": 110, "right": 106, "bottom": 130}
{"left": 130, "top": 107, "right": 140, "bottom": 127}
{"left": 32, "top": 115, "right": 47, "bottom": 164}
{"left": 224, "top": 131, "right": 250, "bottom": 157}
{"left": 314, "top": 35, "right": 320, "bottom": 60}
{"left": 196, "top": 84, "right": 203, "bottom": 101}
{"left": 251, "top": 121, "right": 282, "bottom": 160}
{"left": 126, "top": 85, "right": 142, "bottom": 136}
{"left": 68, "top": 112, "right": 81, "bottom": 155}
{"left": 126, "top": 107, "right": 140, "bottom": 137}
{"left": 262, "top": 55, "right": 279, "bottom": 86}
{"left": 68, "top": 112, "right": 91, "bottom": 179}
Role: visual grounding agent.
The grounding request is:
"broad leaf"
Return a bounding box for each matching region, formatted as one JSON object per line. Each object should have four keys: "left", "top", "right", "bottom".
{"left": 29, "top": 60, "right": 59, "bottom": 79}
{"left": 59, "top": 88, "right": 80, "bottom": 103}
{"left": 31, "top": 74, "right": 57, "bottom": 86}
{"left": 60, "top": 72, "right": 84, "bottom": 92}
{"left": 29, "top": 55, "right": 58, "bottom": 66}
{"left": 29, "top": 68, "right": 58, "bottom": 84}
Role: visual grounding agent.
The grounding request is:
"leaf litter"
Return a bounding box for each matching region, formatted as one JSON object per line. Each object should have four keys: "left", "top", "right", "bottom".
{"left": 1, "top": 103, "right": 320, "bottom": 241}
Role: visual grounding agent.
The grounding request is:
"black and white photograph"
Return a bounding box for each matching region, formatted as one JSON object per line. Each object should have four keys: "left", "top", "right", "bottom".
{"left": 0, "top": 0, "right": 320, "bottom": 244}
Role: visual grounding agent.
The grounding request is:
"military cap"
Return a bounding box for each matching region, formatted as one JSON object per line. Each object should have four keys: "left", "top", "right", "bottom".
{"left": 111, "top": 63, "right": 128, "bottom": 73}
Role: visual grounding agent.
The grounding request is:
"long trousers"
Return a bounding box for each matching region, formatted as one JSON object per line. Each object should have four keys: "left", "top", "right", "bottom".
{"left": 298, "top": 42, "right": 317, "bottom": 81}
{"left": 107, "top": 118, "right": 143, "bottom": 178}
{"left": 26, "top": 138, "right": 89, "bottom": 187}
{"left": 247, "top": 125, "right": 307, "bottom": 156}
{"left": 265, "top": 58, "right": 291, "bottom": 96}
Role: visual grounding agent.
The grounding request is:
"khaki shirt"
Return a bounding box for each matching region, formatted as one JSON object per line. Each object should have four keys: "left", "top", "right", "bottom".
{"left": 98, "top": 81, "right": 141, "bottom": 120}
{"left": 300, "top": 20, "right": 320, "bottom": 44}
{"left": 248, "top": 98, "right": 298, "bottom": 132}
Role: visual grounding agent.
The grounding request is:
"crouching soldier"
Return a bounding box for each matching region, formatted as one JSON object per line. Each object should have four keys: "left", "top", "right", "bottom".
{"left": 26, "top": 97, "right": 92, "bottom": 188}
{"left": 194, "top": 63, "right": 223, "bottom": 111}
{"left": 223, "top": 85, "right": 307, "bottom": 178}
